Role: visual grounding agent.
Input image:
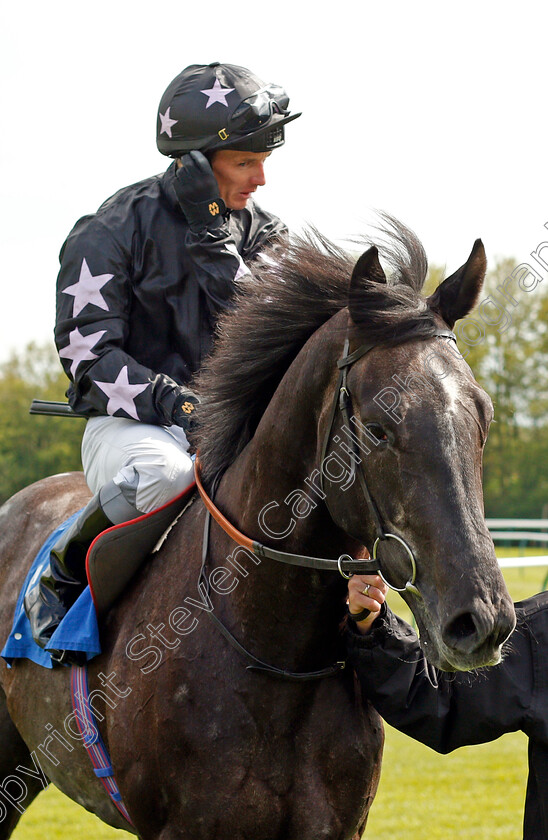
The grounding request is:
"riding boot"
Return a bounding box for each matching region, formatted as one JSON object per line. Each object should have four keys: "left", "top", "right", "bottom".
{"left": 24, "top": 478, "right": 143, "bottom": 660}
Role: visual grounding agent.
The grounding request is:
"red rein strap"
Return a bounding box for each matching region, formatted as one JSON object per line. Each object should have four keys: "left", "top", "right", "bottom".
{"left": 194, "top": 456, "right": 348, "bottom": 681}
{"left": 194, "top": 456, "right": 254, "bottom": 552}
{"left": 193, "top": 456, "right": 378, "bottom": 576}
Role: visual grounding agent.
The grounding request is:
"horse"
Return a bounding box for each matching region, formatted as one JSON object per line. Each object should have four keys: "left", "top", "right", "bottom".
{"left": 0, "top": 218, "right": 516, "bottom": 839}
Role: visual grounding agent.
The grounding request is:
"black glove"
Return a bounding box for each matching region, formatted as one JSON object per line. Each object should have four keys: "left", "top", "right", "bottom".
{"left": 173, "top": 151, "right": 227, "bottom": 232}
{"left": 171, "top": 389, "right": 200, "bottom": 434}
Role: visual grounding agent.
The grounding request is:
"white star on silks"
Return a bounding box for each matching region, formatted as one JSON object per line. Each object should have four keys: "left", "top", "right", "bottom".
{"left": 94, "top": 365, "right": 149, "bottom": 421}
{"left": 62, "top": 258, "right": 114, "bottom": 317}
{"left": 159, "top": 106, "right": 178, "bottom": 138}
{"left": 200, "top": 79, "right": 235, "bottom": 108}
{"left": 58, "top": 327, "right": 106, "bottom": 377}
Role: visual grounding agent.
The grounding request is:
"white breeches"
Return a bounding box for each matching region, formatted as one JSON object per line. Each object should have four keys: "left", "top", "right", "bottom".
{"left": 81, "top": 416, "right": 195, "bottom": 515}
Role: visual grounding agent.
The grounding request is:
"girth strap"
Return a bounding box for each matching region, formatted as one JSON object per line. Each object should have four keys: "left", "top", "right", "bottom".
{"left": 70, "top": 665, "right": 134, "bottom": 826}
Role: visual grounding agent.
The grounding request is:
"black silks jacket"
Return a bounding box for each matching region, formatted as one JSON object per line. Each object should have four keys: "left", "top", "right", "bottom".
{"left": 346, "top": 592, "right": 548, "bottom": 839}
{"left": 55, "top": 162, "right": 286, "bottom": 425}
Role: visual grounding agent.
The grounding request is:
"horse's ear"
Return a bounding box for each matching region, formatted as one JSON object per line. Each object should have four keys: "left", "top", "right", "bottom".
{"left": 349, "top": 247, "right": 387, "bottom": 323}
{"left": 427, "top": 239, "right": 487, "bottom": 328}
{"left": 351, "top": 246, "right": 387, "bottom": 286}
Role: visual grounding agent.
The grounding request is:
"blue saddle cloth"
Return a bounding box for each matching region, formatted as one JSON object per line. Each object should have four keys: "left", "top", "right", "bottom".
{"left": 1, "top": 510, "right": 101, "bottom": 669}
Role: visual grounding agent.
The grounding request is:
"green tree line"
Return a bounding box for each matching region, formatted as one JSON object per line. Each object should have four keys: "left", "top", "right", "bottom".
{"left": 471, "top": 260, "right": 548, "bottom": 518}
{"left": 0, "top": 258, "right": 546, "bottom": 516}
{"left": 0, "top": 343, "right": 84, "bottom": 503}
{"left": 427, "top": 257, "right": 548, "bottom": 518}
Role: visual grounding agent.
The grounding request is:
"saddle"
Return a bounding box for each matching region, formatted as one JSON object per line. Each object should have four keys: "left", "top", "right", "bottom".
{"left": 86, "top": 483, "right": 196, "bottom": 615}
{"left": 1, "top": 485, "right": 193, "bottom": 669}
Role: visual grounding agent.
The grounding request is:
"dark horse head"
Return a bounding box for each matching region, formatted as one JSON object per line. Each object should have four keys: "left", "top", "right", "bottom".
{"left": 196, "top": 215, "right": 516, "bottom": 672}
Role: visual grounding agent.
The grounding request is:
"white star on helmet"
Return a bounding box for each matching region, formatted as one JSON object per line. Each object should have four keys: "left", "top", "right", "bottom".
{"left": 159, "top": 107, "right": 178, "bottom": 138}
{"left": 200, "top": 79, "right": 235, "bottom": 109}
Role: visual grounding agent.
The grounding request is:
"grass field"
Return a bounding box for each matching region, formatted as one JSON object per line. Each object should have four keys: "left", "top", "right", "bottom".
{"left": 11, "top": 552, "right": 546, "bottom": 839}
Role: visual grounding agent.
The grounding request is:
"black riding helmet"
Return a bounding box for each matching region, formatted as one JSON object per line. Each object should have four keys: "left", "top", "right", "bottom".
{"left": 157, "top": 62, "right": 301, "bottom": 157}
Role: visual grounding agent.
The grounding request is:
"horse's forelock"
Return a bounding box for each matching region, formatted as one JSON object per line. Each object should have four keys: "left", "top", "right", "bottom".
{"left": 347, "top": 279, "right": 438, "bottom": 343}
{"left": 357, "top": 212, "right": 429, "bottom": 291}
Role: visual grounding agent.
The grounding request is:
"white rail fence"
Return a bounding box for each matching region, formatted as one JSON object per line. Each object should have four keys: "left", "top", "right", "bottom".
{"left": 487, "top": 519, "right": 548, "bottom": 576}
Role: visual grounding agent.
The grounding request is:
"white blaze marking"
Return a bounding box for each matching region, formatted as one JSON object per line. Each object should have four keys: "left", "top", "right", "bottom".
{"left": 439, "top": 374, "right": 462, "bottom": 415}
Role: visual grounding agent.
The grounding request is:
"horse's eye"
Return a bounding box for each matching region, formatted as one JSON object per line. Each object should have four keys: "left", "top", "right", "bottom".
{"left": 365, "top": 423, "right": 389, "bottom": 442}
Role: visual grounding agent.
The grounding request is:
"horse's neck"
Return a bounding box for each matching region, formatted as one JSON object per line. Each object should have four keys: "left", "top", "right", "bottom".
{"left": 219, "top": 314, "right": 348, "bottom": 549}
{"left": 210, "top": 315, "right": 358, "bottom": 666}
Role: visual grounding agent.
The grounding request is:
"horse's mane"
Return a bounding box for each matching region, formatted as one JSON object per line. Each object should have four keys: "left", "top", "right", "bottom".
{"left": 194, "top": 214, "right": 437, "bottom": 485}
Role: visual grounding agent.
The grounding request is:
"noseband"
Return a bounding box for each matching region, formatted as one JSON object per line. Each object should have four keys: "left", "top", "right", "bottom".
{"left": 194, "top": 327, "right": 456, "bottom": 679}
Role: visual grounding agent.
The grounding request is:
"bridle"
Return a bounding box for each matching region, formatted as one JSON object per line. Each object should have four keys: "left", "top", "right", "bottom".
{"left": 319, "top": 335, "right": 423, "bottom": 596}
{"left": 194, "top": 327, "right": 457, "bottom": 679}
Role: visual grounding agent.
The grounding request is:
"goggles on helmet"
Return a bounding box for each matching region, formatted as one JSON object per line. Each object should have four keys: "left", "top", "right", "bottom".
{"left": 228, "top": 85, "right": 290, "bottom": 134}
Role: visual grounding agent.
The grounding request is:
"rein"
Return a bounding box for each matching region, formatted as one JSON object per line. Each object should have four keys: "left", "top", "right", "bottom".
{"left": 194, "top": 460, "right": 378, "bottom": 577}
{"left": 194, "top": 327, "right": 457, "bottom": 680}
{"left": 195, "top": 468, "right": 350, "bottom": 681}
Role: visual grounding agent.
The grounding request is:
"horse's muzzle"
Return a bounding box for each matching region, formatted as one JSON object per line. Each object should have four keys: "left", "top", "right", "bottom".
{"left": 438, "top": 598, "right": 516, "bottom": 670}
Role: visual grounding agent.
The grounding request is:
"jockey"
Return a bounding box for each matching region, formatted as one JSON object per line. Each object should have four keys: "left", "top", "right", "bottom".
{"left": 24, "top": 62, "right": 300, "bottom": 660}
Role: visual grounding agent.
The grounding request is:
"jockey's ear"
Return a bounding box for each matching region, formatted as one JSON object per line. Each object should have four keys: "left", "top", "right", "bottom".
{"left": 348, "top": 246, "right": 387, "bottom": 324}
{"left": 427, "top": 239, "right": 487, "bottom": 328}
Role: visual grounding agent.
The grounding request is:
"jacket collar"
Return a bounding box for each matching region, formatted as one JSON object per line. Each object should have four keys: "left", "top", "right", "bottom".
{"left": 161, "top": 161, "right": 183, "bottom": 213}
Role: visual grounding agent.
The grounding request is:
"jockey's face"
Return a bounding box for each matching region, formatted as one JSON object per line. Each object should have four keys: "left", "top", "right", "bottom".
{"left": 210, "top": 150, "right": 271, "bottom": 210}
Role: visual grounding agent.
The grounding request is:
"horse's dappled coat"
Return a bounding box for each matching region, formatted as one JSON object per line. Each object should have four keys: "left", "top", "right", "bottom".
{"left": 0, "top": 216, "right": 514, "bottom": 840}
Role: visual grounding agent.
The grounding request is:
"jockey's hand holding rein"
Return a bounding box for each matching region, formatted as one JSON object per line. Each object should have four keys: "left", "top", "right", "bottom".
{"left": 347, "top": 574, "right": 388, "bottom": 634}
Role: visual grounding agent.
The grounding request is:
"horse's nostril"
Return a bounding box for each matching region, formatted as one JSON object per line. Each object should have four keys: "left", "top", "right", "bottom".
{"left": 443, "top": 611, "right": 481, "bottom": 653}
{"left": 442, "top": 603, "right": 516, "bottom": 659}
